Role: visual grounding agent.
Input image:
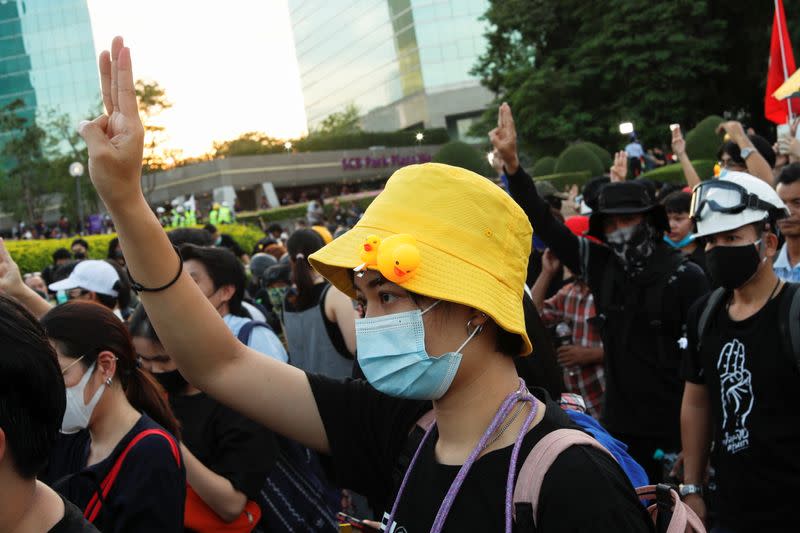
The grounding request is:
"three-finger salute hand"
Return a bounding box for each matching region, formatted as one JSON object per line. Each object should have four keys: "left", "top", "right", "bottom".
{"left": 489, "top": 102, "right": 519, "bottom": 174}
{"left": 79, "top": 36, "right": 145, "bottom": 211}
{"left": 610, "top": 151, "right": 627, "bottom": 182}
{"left": 671, "top": 126, "right": 686, "bottom": 157}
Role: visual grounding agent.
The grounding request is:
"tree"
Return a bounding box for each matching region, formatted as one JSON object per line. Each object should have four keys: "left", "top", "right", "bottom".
{"left": 212, "top": 131, "right": 286, "bottom": 158}
{"left": 0, "top": 100, "right": 53, "bottom": 222}
{"left": 41, "top": 106, "right": 102, "bottom": 221}
{"left": 473, "top": 1, "right": 800, "bottom": 155}
{"left": 315, "top": 103, "right": 362, "bottom": 137}
{"left": 136, "top": 79, "right": 177, "bottom": 199}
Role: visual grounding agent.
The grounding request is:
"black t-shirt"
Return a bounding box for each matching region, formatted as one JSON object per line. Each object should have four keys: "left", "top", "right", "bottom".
{"left": 682, "top": 286, "right": 800, "bottom": 531}
{"left": 308, "top": 375, "right": 653, "bottom": 532}
{"left": 49, "top": 495, "right": 100, "bottom": 533}
{"left": 507, "top": 166, "right": 709, "bottom": 441}
{"left": 170, "top": 391, "right": 277, "bottom": 499}
{"left": 42, "top": 414, "right": 185, "bottom": 533}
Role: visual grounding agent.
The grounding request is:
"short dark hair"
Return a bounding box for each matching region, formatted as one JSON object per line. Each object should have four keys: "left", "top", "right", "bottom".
{"left": 180, "top": 244, "right": 247, "bottom": 316}
{"left": 267, "top": 223, "right": 283, "bottom": 234}
{"left": 203, "top": 223, "right": 217, "bottom": 235}
{"left": 719, "top": 134, "right": 776, "bottom": 169}
{"left": 71, "top": 238, "right": 89, "bottom": 250}
{"left": 662, "top": 191, "right": 692, "bottom": 214}
{"left": 168, "top": 228, "right": 214, "bottom": 247}
{"left": 777, "top": 162, "right": 800, "bottom": 186}
{"left": 0, "top": 295, "right": 65, "bottom": 478}
{"left": 52, "top": 247, "right": 71, "bottom": 263}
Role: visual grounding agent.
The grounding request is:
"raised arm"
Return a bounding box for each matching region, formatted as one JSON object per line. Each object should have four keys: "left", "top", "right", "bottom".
{"left": 490, "top": 103, "right": 587, "bottom": 276}
{"left": 0, "top": 240, "right": 53, "bottom": 319}
{"left": 717, "top": 121, "right": 773, "bottom": 186}
{"left": 78, "top": 37, "right": 330, "bottom": 454}
{"left": 671, "top": 126, "right": 702, "bottom": 188}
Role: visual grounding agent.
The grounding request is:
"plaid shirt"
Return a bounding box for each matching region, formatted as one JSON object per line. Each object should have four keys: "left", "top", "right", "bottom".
{"left": 541, "top": 281, "right": 606, "bottom": 419}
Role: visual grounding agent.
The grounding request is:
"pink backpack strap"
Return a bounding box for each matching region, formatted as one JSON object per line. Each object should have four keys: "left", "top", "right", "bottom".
{"left": 635, "top": 486, "right": 706, "bottom": 533}
{"left": 512, "top": 428, "right": 614, "bottom": 527}
{"left": 415, "top": 410, "right": 436, "bottom": 431}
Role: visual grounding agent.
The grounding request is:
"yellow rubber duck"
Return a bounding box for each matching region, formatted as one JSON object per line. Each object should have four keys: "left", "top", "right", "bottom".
{"left": 354, "top": 235, "right": 381, "bottom": 272}
{"left": 377, "top": 234, "right": 420, "bottom": 283}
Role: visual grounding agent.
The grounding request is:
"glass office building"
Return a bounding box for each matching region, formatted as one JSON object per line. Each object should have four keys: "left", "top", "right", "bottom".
{"left": 0, "top": 0, "right": 100, "bottom": 146}
{"left": 289, "top": 0, "right": 492, "bottom": 138}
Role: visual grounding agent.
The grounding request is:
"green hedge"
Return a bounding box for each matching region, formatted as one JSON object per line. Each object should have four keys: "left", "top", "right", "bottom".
{"left": 532, "top": 171, "right": 592, "bottom": 191}
{"left": 555, "top": 144, "right": 604, "bottom": 176}
{"left": 8, "top": 223, "right": 265, "bottom": 275}
{"left": 581, "top": 142, "right": 613, "bottom": 170}
{"left": 531, "top": 156, "right": 557, "bottom": 177}
{"left": 432, "top": 141, "right": 491, "bottom": 175}
{"left": 640, "top": 160, "right": 715, "bottom": 184}
{"left": 685, "top": 115, "right": 725, "bottom": 161}
{"left": 237, "top": 195, "right": 378, "bottom": 226}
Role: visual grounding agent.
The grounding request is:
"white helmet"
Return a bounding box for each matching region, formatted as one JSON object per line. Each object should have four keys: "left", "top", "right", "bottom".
{"left": 222, "top": 201, "right": 229, "bottom": 208}
{"left": 156, "top": 207, "right": 165, "bottom": 214}
{"left": 176, "top": 206, "right": 185, "bottom": 214}
{"left": 691, "top": 171, "right": 788, "bottom": 238}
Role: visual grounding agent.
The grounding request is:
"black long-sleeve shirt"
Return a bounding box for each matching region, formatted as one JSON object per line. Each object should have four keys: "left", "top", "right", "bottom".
{"left": 507, "top": 166, "right": 709, "bottom": 443}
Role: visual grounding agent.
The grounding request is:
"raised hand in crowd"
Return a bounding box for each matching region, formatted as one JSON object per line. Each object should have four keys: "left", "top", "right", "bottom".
{"left": 489, "top": 102, "right": 519, "bottom": 174}
{"left": 716, "top": 120, "right": 774, "bottom": 185}
{"left": 671, "top": 125, "right": 702, "bottom": 188}
{"left": 79, "top": 36, "right": 331, "bottom": 455}
{"left": 0, "top": 239, "right": 52, "bottom": 318}
{"left": 609, "top": 151, "right": 627, "bottom": 182}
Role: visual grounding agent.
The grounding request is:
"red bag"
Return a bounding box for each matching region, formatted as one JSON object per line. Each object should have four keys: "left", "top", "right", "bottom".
{"left": 184, "top": 484, "right": 261, "bottom": 533}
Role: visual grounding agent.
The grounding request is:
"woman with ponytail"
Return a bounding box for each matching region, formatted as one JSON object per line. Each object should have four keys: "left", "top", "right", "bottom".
{"left": 284, "top": 229, "right": 356, "bottom": 378}
{"left": 39, "top": 301, "right": 185, "bottom": 532}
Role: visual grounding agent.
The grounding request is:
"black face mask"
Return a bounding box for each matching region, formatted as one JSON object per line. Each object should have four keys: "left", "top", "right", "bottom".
{"left": 705, "top": 241, "right": 764, "bottom": 289}
{"left": 73, "top": 252, "right": 86, "bottom": 260}
{"left": 605, "top": 222, "right": 658, "bottom": 276}
{"left": 153, "top": 369, "right": 188, "bottom": 395}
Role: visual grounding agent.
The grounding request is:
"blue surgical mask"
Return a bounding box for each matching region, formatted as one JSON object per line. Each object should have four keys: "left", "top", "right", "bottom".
{"left": 719, "top": 168, "right": 728, "bottom": 179}
{"left": 663, "top": 233, "right": 695, "bottom": 249}
{"left": 355, "top": 301, "right": 481, "bottom": 400}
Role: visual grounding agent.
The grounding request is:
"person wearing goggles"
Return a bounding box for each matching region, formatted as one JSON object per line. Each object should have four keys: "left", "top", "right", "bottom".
{"left": 681, "top": 171, "right": 798, "bottom": 531}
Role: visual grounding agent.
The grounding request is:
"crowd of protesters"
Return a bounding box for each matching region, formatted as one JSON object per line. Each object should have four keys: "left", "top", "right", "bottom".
{"left": 1, "top": 36, "right": 799, "bottom": 533}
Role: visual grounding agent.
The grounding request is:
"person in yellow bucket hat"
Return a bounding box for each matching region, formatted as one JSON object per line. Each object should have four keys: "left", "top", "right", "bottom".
{"left": 69, "top": 36, "right": 653, "bottom": 533}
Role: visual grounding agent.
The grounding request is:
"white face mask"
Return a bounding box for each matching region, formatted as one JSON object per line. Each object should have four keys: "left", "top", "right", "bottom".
{"left": 61, "top": 362, "right": 105, "bottom": 434}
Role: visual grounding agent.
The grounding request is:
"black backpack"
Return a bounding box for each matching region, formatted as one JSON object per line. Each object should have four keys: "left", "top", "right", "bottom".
{"left": 696, "top": 283, "right": 800, "bottom": 372}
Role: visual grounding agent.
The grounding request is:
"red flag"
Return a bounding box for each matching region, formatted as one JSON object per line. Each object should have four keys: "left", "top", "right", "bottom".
{"left": 765, "top": 0, "right": 796, "bottom": 125}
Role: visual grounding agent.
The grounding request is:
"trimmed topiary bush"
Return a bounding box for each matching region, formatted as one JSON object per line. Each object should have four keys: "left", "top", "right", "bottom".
{"left": 685, "top": 115, "right": 725, "bottom": 161}
{"left": 432, "top": 141, "right": 491, "bottom": 176}
{"left": 555, "top": 144, "right": 605, "bottom": 176}
{"left": 640, "top": 160, "right": 716, "bottom": 185}
{"left": 7, "top": 223, "right": 265, "bottom": 274}
{"left": 581, "top": 142, "right": 613, "bottom": 170}
{"left": 531, "top": 156, "right": 557, "bottom": 177}
{"left": 236, "top": 194, "right": 378, "bottom": 226}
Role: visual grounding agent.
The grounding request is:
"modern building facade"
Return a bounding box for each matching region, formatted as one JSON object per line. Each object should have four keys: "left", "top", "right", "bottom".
{"left": 289, "top": 0, "right": 493, "bottom": 140}
{"left": 0, "top": 0, "right": 100, "bottom": 143}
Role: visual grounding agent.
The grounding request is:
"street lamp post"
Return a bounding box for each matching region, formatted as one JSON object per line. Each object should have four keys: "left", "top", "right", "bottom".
{"left": 284, "top": 141, "right": 292, "bottom": 155}
{"left": 415, "top": 132, "right": 424, "bottom": 146}
{"left": 69, "top": 161, "right": 84, "bottom": 234}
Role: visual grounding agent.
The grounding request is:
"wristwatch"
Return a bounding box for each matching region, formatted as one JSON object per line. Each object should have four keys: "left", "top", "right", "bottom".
{"left": 679, "top": 484, "right": 703, "bottom": 498}
{"left": 740, "top": 146, "right": 755, "bottom": 160}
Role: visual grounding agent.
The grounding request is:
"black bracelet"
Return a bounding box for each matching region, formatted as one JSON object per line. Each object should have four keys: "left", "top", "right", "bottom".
{"left": 127, "top": 245, "right": 183, "bottom": 294}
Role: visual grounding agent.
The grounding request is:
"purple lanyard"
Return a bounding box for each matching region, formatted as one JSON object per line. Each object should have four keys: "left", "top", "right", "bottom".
{"left": 386, "top": 378, "right": 539, "bottom": 533}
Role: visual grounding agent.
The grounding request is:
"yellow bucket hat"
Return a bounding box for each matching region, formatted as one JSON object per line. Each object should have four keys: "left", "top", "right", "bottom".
{"left": 309, "top": 163, "right": 533, "bottom": 355}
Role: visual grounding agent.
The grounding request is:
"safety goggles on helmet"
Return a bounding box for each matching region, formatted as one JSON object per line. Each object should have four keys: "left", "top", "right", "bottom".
{"left": 690, "top": 180, "right": 778, "bottom": 222}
